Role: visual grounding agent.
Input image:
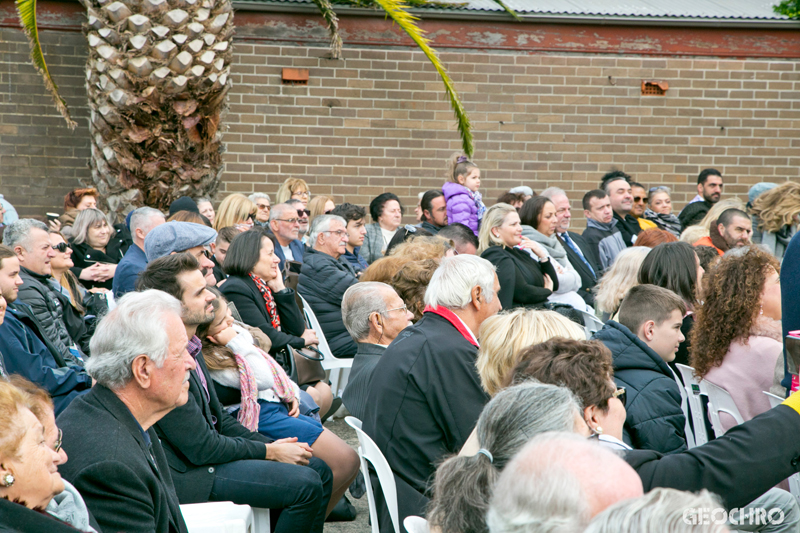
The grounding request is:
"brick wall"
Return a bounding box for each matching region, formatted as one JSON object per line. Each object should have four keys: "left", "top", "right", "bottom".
{"left": 1, "top": 8, "right": 799, "bottom": 226}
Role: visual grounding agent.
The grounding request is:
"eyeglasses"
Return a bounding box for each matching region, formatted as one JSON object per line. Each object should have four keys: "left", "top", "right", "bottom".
{"left": 257, "top": 204, "right": 271, "bottom": 210}
{"left": 54, "top": 428, "right": 63, "bottom": 453}
{"left": 292, "top": 191, "right": 310, "bottom": 199}
{"left": 297, "top": 209, "right": 310, "bottom": 218}
{"left": 52, "top": 243, "right": 69, "bottom": 253}
{"left": 323, "top": 230, "right": 347, "bottom": 237}
{"left": 611, "top": 387, "right": 626, "bottom": 406}
{"left": 276, "top": 218, "right": 301, "bottom": 225}
{"left": 380, "top": 304, "right": 408, "bottom": 315}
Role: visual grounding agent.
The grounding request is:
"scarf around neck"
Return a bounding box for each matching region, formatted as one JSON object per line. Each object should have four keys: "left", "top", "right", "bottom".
{"left": 586, "top": 217, "right": 618, "bottom": 233}
{"left": 522, "top": 226, "right": 568, "bottom": 266}
{"left": 250, "top": 273, "right": 281, "bottom": 330}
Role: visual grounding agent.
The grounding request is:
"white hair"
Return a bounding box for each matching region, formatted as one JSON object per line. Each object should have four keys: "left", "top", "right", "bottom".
{"left": 269, "top": 203, "right": 294, "bottom": 223}
{"left": 540, "top": 187, "right": 567, "bottom": 200}
{"left": 584, "top": 488, "right": 727, "bottom": 533}
{"left": 130, "top": 207, "right": 165, "bottom": 236}
{"left": 86, "top": 290, "right": 183, "bottom": 390}
{"left": 248, "top": 193, "right": 271, "bottom": 203}
{"left": 3, "top": 218, "right": 48, "bottom": 250}
{"left": 424, "top": 255, "right": 496, "bottom": 310}
{"left": 308, "top": 214, "right": 346, "bottom": 246}
{"left": 342, "top": 282, "right": 393, "bottom": 341}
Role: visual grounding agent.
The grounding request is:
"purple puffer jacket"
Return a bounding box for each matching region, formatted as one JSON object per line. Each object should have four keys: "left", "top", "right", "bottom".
{"left": 443, "top": 182, "right": 479, "bottom": 235}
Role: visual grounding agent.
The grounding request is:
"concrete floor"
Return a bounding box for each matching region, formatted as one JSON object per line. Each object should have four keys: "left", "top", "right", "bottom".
{"left": 325, "top": 417, "right": 371, "bottom": 533}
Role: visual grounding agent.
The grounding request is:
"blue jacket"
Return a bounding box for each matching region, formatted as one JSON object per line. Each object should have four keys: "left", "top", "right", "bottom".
{"left": 340, "top": 247, "right": 368, "bottom": 274}
{"left": 592, "top": 320, "right": 687, "bottom": 455}
{"left": 112, "top": 243, "right": 148, "bottom": 298}
{"left": 274, "top": 239, "right": 305, "bottom": 273}
{"left": 0, "top": 306, "right": 92, "bottom": 414}
{"left": 781, "top": 231, "right": 800, "bottom": 390}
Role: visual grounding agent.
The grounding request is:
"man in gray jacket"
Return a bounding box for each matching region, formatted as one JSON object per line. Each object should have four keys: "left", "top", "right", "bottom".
{"left": 581, "top": 190, "right": 627, "bottom": 273}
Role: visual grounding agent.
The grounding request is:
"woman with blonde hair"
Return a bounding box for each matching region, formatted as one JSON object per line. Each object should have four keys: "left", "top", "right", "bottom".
{"left": 593, "top": 247, "right": 651, "bottom": 321}
{"left": 750, "top": 181, "right": 800, "bottom": 261}
{"left": 213, "top": 193, "right": 257, "bottom": 231}
{"left": 276, "top": 178, "right": 311, "bottom": 208}
{"left": 307, "top": 195, "right": 335, "bottom": 223}
{"left": 476, "top": 308, "right": 586, "bottom": 397}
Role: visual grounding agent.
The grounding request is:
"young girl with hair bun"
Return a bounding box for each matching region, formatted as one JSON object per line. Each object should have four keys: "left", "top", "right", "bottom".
{"left": 442, "top": 153, "right": 485, "bottom": 236}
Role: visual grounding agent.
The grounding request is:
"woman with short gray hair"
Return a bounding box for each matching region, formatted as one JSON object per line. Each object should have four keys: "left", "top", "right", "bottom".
{"left": 427, "top": 382, "right": 587, "bottom": 533}
{"left": 644, "top": 186, "right": 682, "bottom": 237}
{"left": 69, "top": 208, "right": 129, "bottom": 290}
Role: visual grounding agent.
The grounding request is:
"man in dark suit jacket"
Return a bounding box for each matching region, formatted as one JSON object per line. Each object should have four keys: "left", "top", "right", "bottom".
{"left": 137, "top": 253, "right": 333, "bottom": 533}
{"left": 271, "top": 203, "right": 307, "bottom": 272}
{"left": 541, "top": 188, "right": 598, "bottom": 307}
{"left": 363, "top": 256, "right": 499, "bottom": 532}
{"left": 57, "top": 290, "right": 190, "bottom": 533}
{"left": 340, "top": 282, "right": 414, "bottom": 421}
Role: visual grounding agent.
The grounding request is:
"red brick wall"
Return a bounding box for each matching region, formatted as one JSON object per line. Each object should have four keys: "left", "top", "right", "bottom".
{"left": 1, "top": 4, "right": 799, "bottom": 225}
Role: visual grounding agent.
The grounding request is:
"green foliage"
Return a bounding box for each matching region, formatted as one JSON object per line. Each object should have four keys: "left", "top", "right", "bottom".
{"left": 773, "top": 0, "right": 800, "bottom": 18}
{"left": 15, "top": 0, "right": 76, "bottom": 129}
{"left": 311, "top": 0, "right": 344, "bottom": 58}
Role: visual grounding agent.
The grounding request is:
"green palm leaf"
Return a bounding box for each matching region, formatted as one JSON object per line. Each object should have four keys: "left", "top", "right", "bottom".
{"left": 491, "top": 0, "right": 521, "bottom": 20}
{"left": 15, "top": 0, "right": 76, "bottom": 129}
{"left": 311, "top": 0, "right": 344, "bottom": 59}
{"left": 371, "top": 0, "right": 473, "bottom": 156}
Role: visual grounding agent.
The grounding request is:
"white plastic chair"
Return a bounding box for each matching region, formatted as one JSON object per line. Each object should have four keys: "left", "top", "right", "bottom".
{"left": 299, "top": 294, "right": 353, "bottom": 398}
{"left": 180, "top": 501, "right": 254, "bottom": 533}
{"left": 404, "top": 515, "right": 430, "bottom": 533}
{"left": 764, "top": 390, "right": 785, "bottom": 409}
{"left": 345, "top": 416, "right": 400, "bottom": 533}
{"left": 580, "top": 310, "right": 605, "bottom": 334}
{"left": 668, "top": 366, "right": 696, "bottom": 448}
{"left": 675, "top": 364, "right": 709, "bottom": 446}
{"left": 702, "top": 380, "right": 744, "bottom": 438}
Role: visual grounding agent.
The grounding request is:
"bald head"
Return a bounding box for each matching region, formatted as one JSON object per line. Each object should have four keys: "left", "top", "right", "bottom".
{"left": 487, "top": 432, "right": 643, "bottom": 533}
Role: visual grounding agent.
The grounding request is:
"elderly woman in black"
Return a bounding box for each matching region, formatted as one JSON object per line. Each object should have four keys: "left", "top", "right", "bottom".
{"left": 219, "top": 229, "right": 334, "bottom": 417}
{"left": 68, "top": 208, "right": 129, "bottom": 291}
{"left": 479, "top": 203, "right": 558, "bottom": 310}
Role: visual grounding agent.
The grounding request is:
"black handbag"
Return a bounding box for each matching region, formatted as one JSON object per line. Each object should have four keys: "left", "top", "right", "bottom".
{"left": 276, "top": 344, "right": 326, "bottom": 386}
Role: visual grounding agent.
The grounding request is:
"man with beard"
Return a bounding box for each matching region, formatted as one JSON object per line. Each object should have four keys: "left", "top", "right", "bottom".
{"left": 417, "top": 190, "right": 448, "bottom": 235}
{"left": 694, "top": 208, "right": 752, "bottom": 256}
{"left": 679, "top": 169, "right": 724, "bottom": 228}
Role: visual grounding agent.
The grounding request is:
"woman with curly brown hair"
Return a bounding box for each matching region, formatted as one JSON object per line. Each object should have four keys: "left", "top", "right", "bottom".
{"left": 750, "top": 181, "right": 800, "bottom": 261}
{"left": 690, "top": 248, "right": 783, "bottom": 432}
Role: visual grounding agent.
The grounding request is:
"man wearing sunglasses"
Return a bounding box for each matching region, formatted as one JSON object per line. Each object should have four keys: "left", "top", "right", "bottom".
{"left": 592, "top": 284, "right": 688, "bottom": 456}
{"left": 144, "top": 221, "right": 218, "bottom": 287}
{"left": 269, "top": 203, "right": 306, "bottom": 273}
{"left": 286, "top": 199, "right": 311, "bottom": 245}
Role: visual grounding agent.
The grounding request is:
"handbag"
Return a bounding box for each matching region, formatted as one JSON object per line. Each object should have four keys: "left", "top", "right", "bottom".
{"left": 276, "top": 344, "right": 326, "bottom": 386}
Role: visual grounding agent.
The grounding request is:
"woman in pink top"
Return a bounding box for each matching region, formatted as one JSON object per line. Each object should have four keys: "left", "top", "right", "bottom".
{"left": 690, "top": 248, "right": 783, "bottom": 432}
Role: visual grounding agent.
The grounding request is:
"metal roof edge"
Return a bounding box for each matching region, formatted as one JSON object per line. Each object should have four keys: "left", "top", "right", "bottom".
{"left": 232, "top": 1, "right": 800, "bottom": 28}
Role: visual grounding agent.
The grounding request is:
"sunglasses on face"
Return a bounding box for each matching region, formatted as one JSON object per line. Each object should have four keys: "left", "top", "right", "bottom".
{"left": 633, "top": 197, "right": 645, "bottom": 203}
{"left": 52, "top": 243, "right": 70, "bottom": 253}
{"left": 297, "top": 209, "right": 310, "bottom": 218}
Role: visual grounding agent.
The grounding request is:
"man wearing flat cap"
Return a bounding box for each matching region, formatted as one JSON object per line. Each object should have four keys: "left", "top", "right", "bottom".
{"left": 144, "top": 221, "right": 218, "bottom": 286}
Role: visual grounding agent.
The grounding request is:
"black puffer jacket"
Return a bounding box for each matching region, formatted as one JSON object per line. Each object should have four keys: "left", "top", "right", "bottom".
{"left": 592, "top": 320, "right": 687, "bottom": 455}
{"left": 17, "top": 268, "right": 80, "bottom": 361}
{"left": 69, "top": 227, "right": 129, "bottom": 290}
{"left": 298, "top": 248, "right": 359, "bottom": 358}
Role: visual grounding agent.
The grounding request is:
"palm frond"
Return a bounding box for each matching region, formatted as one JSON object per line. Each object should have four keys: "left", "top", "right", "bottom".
{"left": 371, "top": 0, "right": 473, "bottom": 156}
{"left": 311, "top": 0, "right": 344, "bottom": 59}
{"left": 15, "top": 0, "right": 76, "bottom": 129}
{"left": 491, "top": 0, "right": 521, "bottom": 20}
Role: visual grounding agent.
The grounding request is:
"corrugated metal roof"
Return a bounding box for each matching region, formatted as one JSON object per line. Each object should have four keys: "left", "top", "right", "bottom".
{"left": 237, "top": 0, "right": 791, "bottom": 20}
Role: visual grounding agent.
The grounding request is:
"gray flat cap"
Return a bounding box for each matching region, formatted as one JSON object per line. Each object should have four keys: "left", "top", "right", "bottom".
{"left": 144, "top": 221, "right": 217, "bottom": 261}
{"left": 509, "top": 186, "right": 534, "bottom": 197}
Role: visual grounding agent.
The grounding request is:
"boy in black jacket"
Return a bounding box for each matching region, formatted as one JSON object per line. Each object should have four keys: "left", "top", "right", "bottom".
{"left": 592, "top": 284, "right": 688, "bottom": 454}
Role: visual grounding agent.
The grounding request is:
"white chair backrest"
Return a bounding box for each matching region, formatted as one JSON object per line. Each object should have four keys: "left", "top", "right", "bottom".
{"left": 668, "top": 366, "right": 696, "bottom": 448}
{"left": 403, "top": 516, "right": 430, "bottom": 533}
{"left": 298, "top": 294, "right": 352, "bottom": 397}
{"left": 298, "top": 294, "right": 334, "bottom": 360}
{"left": 702, "top": 380, "right": 745, "bottom": 438}
{"left": 180, "top": 501, "right": 255, "bottom": 533}
{"left": 345, "top": 416, "right": 400, "bottom": 533}
{"left": 580, "top": 310, "right": 605, "bottom": 334}
{"left": 675, "top": 364, "right": 709, "bottom": 446}
{"left": 764, "top": 391, "right": 785, "bottom": 409}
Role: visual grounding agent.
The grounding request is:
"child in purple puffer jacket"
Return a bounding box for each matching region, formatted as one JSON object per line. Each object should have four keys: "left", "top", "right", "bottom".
{"left": 442, "top": 153, "right": 485, "bottom": 236}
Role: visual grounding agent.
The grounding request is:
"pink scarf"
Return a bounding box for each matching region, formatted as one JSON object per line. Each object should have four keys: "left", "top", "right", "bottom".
{"left": 234, "top": 344, "right": 297, "bottom": 432}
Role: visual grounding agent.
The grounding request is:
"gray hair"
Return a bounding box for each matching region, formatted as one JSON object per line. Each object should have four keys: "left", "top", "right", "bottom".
{"left": 428, "top": 382, "right": 583, "bottom": 533}
{"left": 424, "top": 255, "right": 496, "bottom": 310}
{"left": 130, "top": 207, "right": 165, "bottom": 236}
{"left": 71, "top": 208, "right": 110, "bottom": 245}
{"left": 269, "top": 203, "right": 295, "bottom": 223}
{"left": 487, "top": 432, "right": 595, "bottom": 533}
{"left": 86, "top": 290, "right": 183, "bottom": 389}
{"left": 647, "top": 186, "right": 672, "bottom": 204}
{"left": 584, "top": 488, "right": 727, "bottom": 533}
{"left": 308, "top": 214, "right": 346, "bottom": 246}
{"left": 248, "top": 193, "right": 271, "bottom": 203}
{"left": 194, "top": 197, "right": 212, "bottom": 206}
{"left": 540, "top": 187, "right": 567, "bottom": 200}
{"left": 342, "top": 282, "right": 393, "bottom": 341}
{"left": 3, "top": 219, "right": 49, "bottom": 250}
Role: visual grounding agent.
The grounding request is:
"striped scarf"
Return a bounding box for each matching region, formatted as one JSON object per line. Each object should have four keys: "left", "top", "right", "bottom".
{"left": 249, "top": 273, "right": 281, "bottom": 330}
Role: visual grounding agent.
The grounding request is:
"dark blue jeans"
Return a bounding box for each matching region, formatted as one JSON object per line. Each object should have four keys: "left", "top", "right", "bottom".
{"left": 209, "top": 456, "right": 332, "bottom": 533}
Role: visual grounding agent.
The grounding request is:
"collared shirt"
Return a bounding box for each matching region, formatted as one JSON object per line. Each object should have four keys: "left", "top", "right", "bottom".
{"left": 688, "top": 194, "right": 704, "bottom": 204}
{"left": 187, "top": 335, "right": 210, "bottom": 403}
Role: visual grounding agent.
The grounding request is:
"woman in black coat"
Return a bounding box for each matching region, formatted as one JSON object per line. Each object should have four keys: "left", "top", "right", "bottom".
{"left": 219, "top": 229, "right": 333, "bottom": 415}
{"left": 478, "top": 203, "right": 558, "bottom": 310}
{"left": 68, "top": 208, "right": 129, "bottom": 291}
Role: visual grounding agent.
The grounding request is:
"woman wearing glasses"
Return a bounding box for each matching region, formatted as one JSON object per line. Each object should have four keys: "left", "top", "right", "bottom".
{"left": 643, "top": 186, "right": 682, "bottom": 238}
{"left": 276, "top": 178, "right": 311, "bottom": 209}
{"left": 68, "top": 209, "right": 129, "bottom": 291}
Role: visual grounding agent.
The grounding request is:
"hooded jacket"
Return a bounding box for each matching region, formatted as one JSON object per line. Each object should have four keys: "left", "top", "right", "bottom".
{"left": 593, "top": 320, "right": 687, "bottom": 455}
{"left": 581, "top": 218, "right": 627, "bottom": 273}
{"left": 442, "top": 182, "right": 482, "bottom": 236}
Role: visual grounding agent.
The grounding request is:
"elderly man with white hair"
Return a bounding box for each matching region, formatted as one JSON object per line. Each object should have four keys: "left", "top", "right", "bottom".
{"left": 57, "top": 290, "right": 194, "bottom": 533}
{"left": 363, "top": 254, "right": 501, "bottom": 532}
{"left": 340, "top": 282, "right": 414, "bottom": 421}
{"left": 298, "top": 214, "right": 360, "bottom": 358}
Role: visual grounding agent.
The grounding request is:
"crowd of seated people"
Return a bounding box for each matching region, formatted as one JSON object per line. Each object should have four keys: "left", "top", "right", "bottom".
{"left": 1, "top": 163, "right": 800, "bottom": 533}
